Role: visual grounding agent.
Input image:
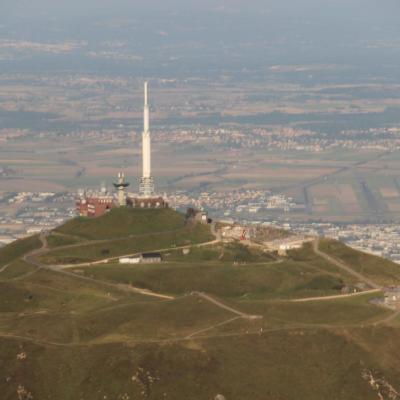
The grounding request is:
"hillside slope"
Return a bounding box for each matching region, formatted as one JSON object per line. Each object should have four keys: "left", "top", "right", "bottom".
{"left": 0, "top": 209, "right": 400, "bottom": 400}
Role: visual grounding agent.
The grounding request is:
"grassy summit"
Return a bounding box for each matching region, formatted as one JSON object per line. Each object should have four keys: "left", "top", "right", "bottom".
{"left": 55, "top": 207, "right": 187, "bottom": 240}
{"left": 41, "top": 208, "right": 214, "bottom": 265}
{"left": 0, "top": 209, "right": 400, "bottom": 399}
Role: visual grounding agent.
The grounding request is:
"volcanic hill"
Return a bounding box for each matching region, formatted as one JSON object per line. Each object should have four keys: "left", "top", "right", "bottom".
{"left": 1, "top": 208, "right": 400, "bottom": 400}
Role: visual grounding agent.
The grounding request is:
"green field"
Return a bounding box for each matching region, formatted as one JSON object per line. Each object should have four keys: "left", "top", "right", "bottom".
{"left": 0, "top": 208, "right": 400, "bottom": 399}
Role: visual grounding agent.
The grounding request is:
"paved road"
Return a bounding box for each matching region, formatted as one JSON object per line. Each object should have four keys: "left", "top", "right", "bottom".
{"left": 312, "top": 237, "right": 381, "bottom": 290}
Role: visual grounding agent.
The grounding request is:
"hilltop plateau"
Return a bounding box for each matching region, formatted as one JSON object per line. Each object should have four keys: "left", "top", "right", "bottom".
{"left": 1, "top": 208, "right": 400, "bottom": 400}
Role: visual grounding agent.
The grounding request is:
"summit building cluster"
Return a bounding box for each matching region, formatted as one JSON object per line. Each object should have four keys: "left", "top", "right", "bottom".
{"left": 76, "top": 82, "right": 167, "bottom": 217}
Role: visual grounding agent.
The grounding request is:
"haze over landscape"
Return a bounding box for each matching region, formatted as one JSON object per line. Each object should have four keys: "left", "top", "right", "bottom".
{"left": 2, "top": 1, "right": 400, "bottom": 399}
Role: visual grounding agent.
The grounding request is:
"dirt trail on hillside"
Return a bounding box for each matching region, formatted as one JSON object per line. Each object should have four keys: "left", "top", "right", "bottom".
{"left": 23, "top": 233, "right": 175, "bottom": 300}
{"left": 312, "top": 238, "right": 381, "bottom": 290}
{"left": 58, "top": 237, "right": 221, "bottom": 269}
{"left": 291, "top": 289, "right": 382, "bottom": 303}
{"left": 193, "top": 292, "right": 262, "bottom": 320}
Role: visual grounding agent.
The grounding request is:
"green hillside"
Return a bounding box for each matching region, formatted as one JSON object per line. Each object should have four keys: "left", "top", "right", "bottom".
{"left": 0, "top": 235, "right": 41, "bottom": 268}
{"left": 0, "top": 209, "right": 400, "bottom": 399}
{"left": 55, "top": 207, "right": 186, "bottom": 240}
{"left": 320, "top": 238, "right": 400, "bottom": 286}
{"left": 39, "top": 208, "right": 214, "bottom": 264}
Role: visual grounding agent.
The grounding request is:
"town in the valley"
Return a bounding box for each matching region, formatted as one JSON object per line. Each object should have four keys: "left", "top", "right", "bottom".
{"left": 2, "top": 83, "right": 400, "bottom": 267}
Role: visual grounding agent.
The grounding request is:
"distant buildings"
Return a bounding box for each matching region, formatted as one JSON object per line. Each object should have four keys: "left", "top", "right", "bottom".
{"left": 0, "top": 191, "right": 75, "bottom": 244}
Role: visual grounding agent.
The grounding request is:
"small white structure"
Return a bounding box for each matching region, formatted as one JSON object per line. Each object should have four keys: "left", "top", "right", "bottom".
{"left": 384, "top": 287, "right": 400, "bottom": 308}
{"left": 278, "top": 242, "right": 304, "bottom": 256}
{"left": 119, "top": 253, "right": 163, "bottom": 264}
{"left": 119, "top": 257, "right": 141, "bottom": 264}
{"left": 196, "top": 211, "right": 209, "bottom": 223}
{"left": 279, "top": 242, "right": 304, "bottom": 250}
{"left": 265, "top": 236, "right": 314, "bottom": 253}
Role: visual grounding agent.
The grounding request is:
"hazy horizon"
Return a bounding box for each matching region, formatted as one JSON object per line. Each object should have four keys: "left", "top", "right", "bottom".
{"left": 1, "top": 0, "right": 399, "bottom": 80}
